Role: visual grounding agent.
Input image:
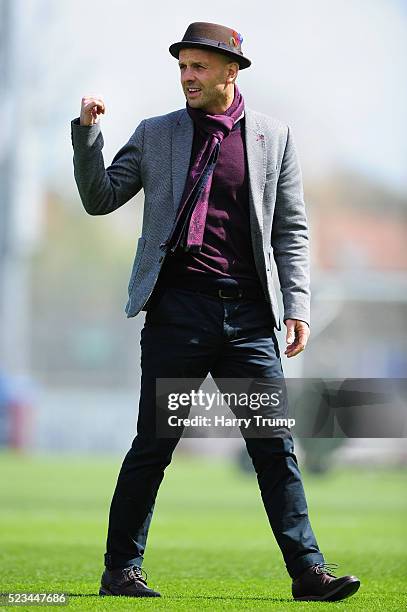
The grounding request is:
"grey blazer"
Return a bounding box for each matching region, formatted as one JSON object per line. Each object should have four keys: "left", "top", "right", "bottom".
{"left": 71, "top": 107, "right": 310, "bottom": 331}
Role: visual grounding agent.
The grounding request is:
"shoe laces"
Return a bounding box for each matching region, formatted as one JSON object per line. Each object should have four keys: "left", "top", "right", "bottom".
{"left": 312, "top": 562, "right": 339, "bottom": 578}
{"left": 124, "top": 565, "right": 148, "bottom": 585}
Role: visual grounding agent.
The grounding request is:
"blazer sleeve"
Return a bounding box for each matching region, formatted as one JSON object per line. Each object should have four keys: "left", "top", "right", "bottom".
{"left": 271, "top": 125, "right": 311, "bottom": 327}
{"left": 71, "top": 118, "right": 145, "bottom": 215}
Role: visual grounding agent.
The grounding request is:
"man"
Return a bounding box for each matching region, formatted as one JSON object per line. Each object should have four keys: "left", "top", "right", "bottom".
{"left": 71, "top": 22, "right": 360, "bottom": 602}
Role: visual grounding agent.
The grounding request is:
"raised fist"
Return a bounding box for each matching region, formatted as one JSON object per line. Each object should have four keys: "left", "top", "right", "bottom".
{"left": 80, "top": 96, "right": 105, "bottom": 126}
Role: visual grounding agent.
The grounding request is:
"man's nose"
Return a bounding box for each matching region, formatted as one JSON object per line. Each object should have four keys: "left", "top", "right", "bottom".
{"left": 181, "top": 66, "right": 195, "bottom": 83}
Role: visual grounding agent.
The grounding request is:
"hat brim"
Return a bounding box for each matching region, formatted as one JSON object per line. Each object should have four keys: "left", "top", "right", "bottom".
{"left": 169, "top": 41, "right": 251, "bottom": 70}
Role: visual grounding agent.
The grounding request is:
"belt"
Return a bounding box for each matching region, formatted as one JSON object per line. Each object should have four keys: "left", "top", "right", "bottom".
{"left": 168, "top": 285, "right": 265, "bottom": 301}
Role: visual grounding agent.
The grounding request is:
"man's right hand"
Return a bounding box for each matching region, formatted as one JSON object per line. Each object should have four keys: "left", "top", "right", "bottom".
{"left": 80, "top": 96, "right": 105, "bottom": 126}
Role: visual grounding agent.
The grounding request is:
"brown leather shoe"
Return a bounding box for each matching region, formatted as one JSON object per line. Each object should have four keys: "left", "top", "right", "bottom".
{"left": 99, "top": 565, "right": 161, "bottom": 597}
{"left": 292, "top": 563, "right": 360, "bottom": 602}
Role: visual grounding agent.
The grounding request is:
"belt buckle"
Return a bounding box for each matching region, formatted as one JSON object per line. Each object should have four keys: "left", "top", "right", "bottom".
{"left": 218, "top": 288, "right": 243, "bottom": 300}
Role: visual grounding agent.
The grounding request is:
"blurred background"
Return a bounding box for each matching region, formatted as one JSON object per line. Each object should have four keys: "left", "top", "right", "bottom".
{"left": 1, "top": 3, "right": 406, "bottom": 605}
{"left": 0, "top": 0, "right": 406, "bottom": 465}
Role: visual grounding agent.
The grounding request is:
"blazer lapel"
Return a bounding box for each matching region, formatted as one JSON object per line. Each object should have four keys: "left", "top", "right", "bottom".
{"left": 172, "top": 109, "right": 194, "bottom": 211}
{"left": 245, "top": 108, "right": 266, "bottom": 244}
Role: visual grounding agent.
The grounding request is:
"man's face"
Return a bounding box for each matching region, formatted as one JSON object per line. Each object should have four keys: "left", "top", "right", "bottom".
{"left": 178, "top": 48, "right": 238, "bottom": 113}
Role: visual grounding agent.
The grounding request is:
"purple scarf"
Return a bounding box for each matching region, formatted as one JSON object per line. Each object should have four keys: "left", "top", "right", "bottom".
{"left": 167, "top": 85, "right": 245, "bottom": 253}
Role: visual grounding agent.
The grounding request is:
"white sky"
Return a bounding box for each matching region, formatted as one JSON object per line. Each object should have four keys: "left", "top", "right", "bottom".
{"left": 11, "top": 0, "right": 407, "bottom": 195}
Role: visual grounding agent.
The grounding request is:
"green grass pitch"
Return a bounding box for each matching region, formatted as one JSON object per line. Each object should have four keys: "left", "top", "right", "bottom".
{"left": 0, "top": 450, "right": 406, "bottom": 611}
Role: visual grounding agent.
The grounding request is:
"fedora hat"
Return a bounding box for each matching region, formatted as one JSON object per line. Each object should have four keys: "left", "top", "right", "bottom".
{"left": 169, "top": 22, "right": 251, "bottom": 69}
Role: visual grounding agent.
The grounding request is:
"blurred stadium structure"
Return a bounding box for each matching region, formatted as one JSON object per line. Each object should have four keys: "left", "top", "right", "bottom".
{"left": 0, "top": 0, "right": 406, "bottom": 465}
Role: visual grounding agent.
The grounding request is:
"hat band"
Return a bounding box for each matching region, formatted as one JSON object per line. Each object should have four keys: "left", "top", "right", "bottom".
{"left": 179, "top": 35, "right": 243, "bottom": 57}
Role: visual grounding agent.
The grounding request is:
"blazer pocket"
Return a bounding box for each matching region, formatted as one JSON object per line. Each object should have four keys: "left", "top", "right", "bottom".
{"left": 128, "top": 236, "right": 146, "bottom": 294}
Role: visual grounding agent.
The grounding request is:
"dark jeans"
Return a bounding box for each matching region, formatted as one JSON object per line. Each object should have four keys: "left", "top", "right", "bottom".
{"left": 104, "top": 288, "right": 324, "bottom": 580}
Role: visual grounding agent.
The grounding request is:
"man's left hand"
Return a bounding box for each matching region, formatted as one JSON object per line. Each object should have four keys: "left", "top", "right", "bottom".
{"left": 284, "top": 319, "right": 310, "bottom": 358}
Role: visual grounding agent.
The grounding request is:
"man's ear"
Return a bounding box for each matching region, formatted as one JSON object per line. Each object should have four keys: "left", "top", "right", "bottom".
{"left": 226, "top": 61, "right": 239, "bottom": 84}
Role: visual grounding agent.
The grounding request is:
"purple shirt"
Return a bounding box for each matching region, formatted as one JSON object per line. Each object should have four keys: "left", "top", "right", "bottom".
{"left": 157, "top": 118, "right": 264, "bottom": 293}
